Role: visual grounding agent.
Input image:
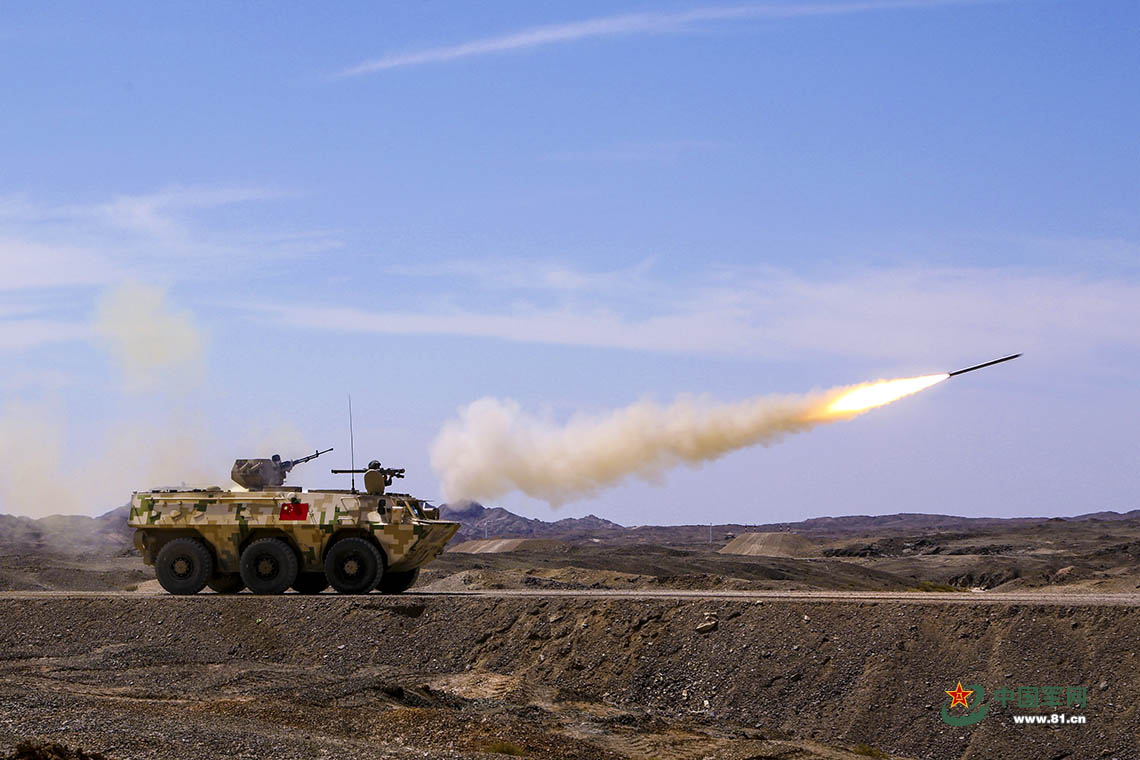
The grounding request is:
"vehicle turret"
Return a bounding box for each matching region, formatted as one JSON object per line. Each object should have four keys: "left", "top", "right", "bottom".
{"left": 230, "top": 448, "right": 332, "bottom": 490}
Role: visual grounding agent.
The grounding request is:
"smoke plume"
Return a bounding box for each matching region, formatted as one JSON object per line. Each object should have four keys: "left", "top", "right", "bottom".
{"left": 0, "top": 283, "right": 217, "bottom": 517}
{"left": 93, "top": 282, "right": 205, "bottom": 391}
{"left": 431, "top": 375, "right": 945, "bottom": 504}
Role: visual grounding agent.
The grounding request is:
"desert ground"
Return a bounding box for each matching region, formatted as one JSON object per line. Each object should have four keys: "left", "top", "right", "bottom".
{"left": 2, "top": 505, "right": 1139, "bottom": 759}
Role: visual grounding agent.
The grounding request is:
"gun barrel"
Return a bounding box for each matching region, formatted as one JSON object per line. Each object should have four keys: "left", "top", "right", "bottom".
{"left": 291, "top": 447, "right": 334, "bottom": 466}
{"left": 332, "top": 466, "right": 404, "bottom": 479}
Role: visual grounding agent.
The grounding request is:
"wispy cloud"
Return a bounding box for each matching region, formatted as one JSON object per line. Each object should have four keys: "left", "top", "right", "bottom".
{"left": 336, "top": 0, "right": 993, "bottom": 77}
{"left": 0, "top": 319, "right": 90, "bottom": 351}
{"left": 0, "top": 186, "right": 339, "bottom": 293}
{"left": 91, "top": 185, "right": 283, "bottom": 238}
{"left": 384, "top": 258, "right": 657, "bottom": 294}
{"left": 246, "top": 260, "right": 1140, "bottom": 367}
{"left": 0, "top": 185, "right": 337, "bottom": 353}
{"left": 0, "top": 238, "right": 122, "bottom": 291}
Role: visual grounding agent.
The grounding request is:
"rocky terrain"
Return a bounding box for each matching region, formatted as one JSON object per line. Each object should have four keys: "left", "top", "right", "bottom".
{"left": 2, "top": 504, "right": 1139, "bottom": 758}
{"left": 0, "top": 594, "right": 1135, "bottom": 759}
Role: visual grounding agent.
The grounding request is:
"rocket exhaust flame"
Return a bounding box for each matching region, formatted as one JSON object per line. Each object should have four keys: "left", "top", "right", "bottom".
{"left": 824, "top": 374, "right": 948, "bottom": 414}
{"left": 431, "top": 355, "right": 1019, "bottom": 505}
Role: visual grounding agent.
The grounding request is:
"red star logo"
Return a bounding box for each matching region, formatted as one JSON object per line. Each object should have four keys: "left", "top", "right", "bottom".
{"left": 945, "top": 681, "right": 974, "bottom": 709}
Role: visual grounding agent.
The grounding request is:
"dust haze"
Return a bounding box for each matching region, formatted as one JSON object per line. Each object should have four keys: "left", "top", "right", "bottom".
{"left": 93, "top": 282, "right": 204, "bottom": 391}
{"left": 0, "top": 284, "right": 216, "bottom": 517}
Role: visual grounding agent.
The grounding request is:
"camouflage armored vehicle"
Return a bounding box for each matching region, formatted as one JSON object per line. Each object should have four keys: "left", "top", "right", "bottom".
{"left": 128, "top": 449, "right": 460, "bottom": 596}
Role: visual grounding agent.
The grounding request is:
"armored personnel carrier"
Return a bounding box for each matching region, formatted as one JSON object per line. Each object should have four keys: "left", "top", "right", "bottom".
{"left": 128, "top": 449, "right": 460, "bottom": 596}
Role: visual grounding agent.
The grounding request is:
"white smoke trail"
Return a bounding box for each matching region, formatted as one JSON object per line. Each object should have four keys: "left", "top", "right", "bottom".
{"left": 431, "top": 375, "right": 945, "bottom": 505}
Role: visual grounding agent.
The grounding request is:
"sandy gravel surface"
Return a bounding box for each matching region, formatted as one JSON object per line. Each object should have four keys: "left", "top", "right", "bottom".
{"left": 1, "top": 595, "right": 1136, "bottom": 760}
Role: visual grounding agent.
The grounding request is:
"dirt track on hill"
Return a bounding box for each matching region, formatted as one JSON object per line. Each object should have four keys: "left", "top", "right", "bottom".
{"left": 0, "top": 595, "right": 1135, "bottom": 760}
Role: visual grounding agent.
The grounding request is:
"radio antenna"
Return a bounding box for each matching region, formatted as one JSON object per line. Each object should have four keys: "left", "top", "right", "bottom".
{"left": 348, "top": 394, "right": 356, "bottom": 492}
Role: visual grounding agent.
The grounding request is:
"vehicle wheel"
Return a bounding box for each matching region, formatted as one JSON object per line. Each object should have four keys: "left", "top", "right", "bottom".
{"left": 291, "top": 572, "right": 330, "bottom": 594}
{"left": 239, "top": 538, "right": 298, "bottom": 595}
{"left": 155, "top": 538, "right": 213, "bottom": 595}
{"left": 206, "top": 573, "right": 245, "bottom": 594}
{"left": 324, "top": 537, "right": 382, "bottom": 595}
{"left": 378, "top": 567, "right": 419, "bottom": 594}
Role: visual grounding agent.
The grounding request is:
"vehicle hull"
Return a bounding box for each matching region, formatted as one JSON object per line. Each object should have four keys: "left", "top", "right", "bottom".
{"left": 129, "top": 488, "right": 459, "bottom": 574}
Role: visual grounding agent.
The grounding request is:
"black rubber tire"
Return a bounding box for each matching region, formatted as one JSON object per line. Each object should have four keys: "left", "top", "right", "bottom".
{"left": 155, "top": 538, "right": 213, "bottom": 595}
{"left": 324, "top": 537, "right": 382, "bottom": 595}
{"left": 206, "top": 573, "right": 245, "bottom": 594}
{"left": 239, "top": 538, "right": 298, "bottom": 595}
{"left": 378, "top": 567, "right": 419, "bottom": 594}
{"left": 291, "top": 572, "right": 330, "bottom": 595}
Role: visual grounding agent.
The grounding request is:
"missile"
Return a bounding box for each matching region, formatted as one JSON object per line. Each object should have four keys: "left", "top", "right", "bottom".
{"left": 948, "top": 353, "right": 1021, "bottom": 378}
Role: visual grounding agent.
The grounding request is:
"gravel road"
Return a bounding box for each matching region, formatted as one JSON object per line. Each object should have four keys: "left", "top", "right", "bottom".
{"left": 3, "top": 588, "right": 1140, "bottom": 605}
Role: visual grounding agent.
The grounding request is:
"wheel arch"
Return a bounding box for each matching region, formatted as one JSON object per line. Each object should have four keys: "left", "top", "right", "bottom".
{"left": 324, "top": 528, "right": 388, "bottom": 569}
{"left": 138, "top": 529, "right": 217, "bottom": 567}
{"left": 239, "top": 529, "right": 305, "bottom": 564}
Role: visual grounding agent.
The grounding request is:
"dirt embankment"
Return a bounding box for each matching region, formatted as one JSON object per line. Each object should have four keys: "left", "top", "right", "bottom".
{"left": 0, "top": 556, "right": 148, "bottom": 593}
{"left": 0, "top": 596, "right": 1135, "bottom": 760}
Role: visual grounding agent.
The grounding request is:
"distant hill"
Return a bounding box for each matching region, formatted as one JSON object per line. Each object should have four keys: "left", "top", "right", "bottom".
{"left": 1066, "top": 510, "right": 1140, "bottom": 522}
{"left": 0, "top": 504, "right": 133, "bottom": 556}
{"left": 440, "top": 501, "right": 623, "bottom": 542}
{"left": 1, "top": 500, "right": 1135, "bottom": 557}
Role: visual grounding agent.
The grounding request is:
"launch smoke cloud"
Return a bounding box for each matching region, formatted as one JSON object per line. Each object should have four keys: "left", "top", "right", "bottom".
{"left": 431, "top": 374, "right": 946, "bottom": 505}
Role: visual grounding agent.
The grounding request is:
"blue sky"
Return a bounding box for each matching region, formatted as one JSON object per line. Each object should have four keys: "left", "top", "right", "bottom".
{"left": 1, "top": 0, "right": 1137, "bottom": 522}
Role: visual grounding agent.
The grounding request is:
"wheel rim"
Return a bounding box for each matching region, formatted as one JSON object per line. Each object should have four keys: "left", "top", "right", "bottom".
{"left": 254, "top": 553, "right": 279, "bottom": 580}
{"left": 335, "top": 551, "right": 366, "bottom": 583}
{"left": 171, "top": 554, "right": 194, "bottom": 579}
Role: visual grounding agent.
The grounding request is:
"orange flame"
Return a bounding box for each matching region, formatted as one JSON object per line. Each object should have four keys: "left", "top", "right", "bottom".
{"left": 826, "top": 374, "right": 949, "bottom": 414}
